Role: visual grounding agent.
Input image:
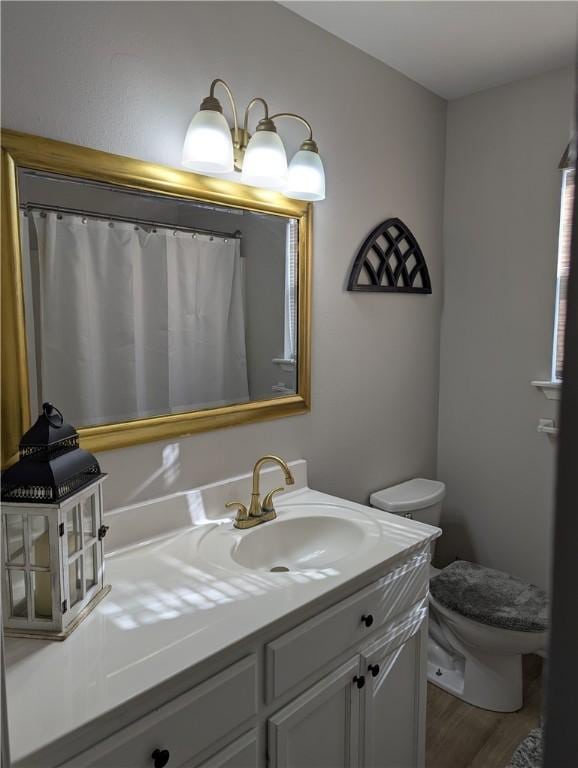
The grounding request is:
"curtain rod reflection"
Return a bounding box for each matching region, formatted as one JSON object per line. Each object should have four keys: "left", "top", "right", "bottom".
{"left": 20, "top": 169, "right": 244, "bottom": 216}
{"left": 21, "top": 203, "right": 243, "bottom": 240}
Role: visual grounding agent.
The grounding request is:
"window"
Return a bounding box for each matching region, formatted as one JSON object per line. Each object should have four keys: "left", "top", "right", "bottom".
{"left": 552, "top": 158, "right": 575, "bottom": 381}
{"left": 284, "top": 219, "right": 298, "bottom": 363}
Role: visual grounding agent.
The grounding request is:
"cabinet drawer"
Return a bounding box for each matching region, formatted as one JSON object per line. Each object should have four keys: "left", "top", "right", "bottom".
{"left": 59, "top": 656, "right": 257, "bottom": 768}
{"left": 194, "top": 731, "right": 257, "bottom": 768}
{"left": 265, "top": 551, "right": 428, "bottom": 701}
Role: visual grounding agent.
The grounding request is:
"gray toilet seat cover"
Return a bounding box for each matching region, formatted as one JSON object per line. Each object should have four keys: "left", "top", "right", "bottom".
{"left": 430, "top": 560, "right": 548, "bottom": 632}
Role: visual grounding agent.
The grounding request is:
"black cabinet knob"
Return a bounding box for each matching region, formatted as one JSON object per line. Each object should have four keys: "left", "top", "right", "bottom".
{"left": 152, "top": 749, "right": 170, "bottom": 768}
{"left": 353, "top": 675, "right": 366, "bottom": 689}
{"left": 368, "top": 663, "right": 380, "bottom": 677}
{"left": 361, "top": 614, "right": 374, "bottom": 628}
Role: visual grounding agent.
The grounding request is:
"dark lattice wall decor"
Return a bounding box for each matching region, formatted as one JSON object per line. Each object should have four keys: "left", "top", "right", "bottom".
{"left": 347, "top": 217, "right": 432, "bottom": 294}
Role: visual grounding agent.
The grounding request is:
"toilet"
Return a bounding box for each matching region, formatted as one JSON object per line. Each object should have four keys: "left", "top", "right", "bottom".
{"left": 370, "top": 479, "right": 548, "bottom": 713}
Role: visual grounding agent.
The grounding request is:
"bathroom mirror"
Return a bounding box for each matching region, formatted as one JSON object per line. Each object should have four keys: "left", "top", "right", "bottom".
{"left": 1, "top": 131, "right": 311, "bottom": 464}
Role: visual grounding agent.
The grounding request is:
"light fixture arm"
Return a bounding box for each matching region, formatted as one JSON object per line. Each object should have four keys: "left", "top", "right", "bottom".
{"left": 269, "top": 112, "right": 315, "bottom": 146}
{"left": 209, "top": 78, "right": 240, "bottom": 145}
{"left": 243, "top": 97, "right": 270, "bottom": 137}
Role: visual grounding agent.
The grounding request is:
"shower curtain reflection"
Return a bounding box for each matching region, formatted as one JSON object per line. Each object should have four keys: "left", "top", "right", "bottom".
{"left": 25, "top": 211, "right": 249, "bottom": 427}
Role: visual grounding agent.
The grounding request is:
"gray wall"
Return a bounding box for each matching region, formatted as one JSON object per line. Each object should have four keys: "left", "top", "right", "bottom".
{"left": 1, "top": 1, "right": 446, "bottom": 510}
{"left": 437, "top": 66, "right": 574, "bottom": 590}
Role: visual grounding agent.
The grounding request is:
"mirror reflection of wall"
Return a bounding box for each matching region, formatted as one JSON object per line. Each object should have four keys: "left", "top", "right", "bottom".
{"left": 18, "top": 170, "right": 298, "bottom": 428}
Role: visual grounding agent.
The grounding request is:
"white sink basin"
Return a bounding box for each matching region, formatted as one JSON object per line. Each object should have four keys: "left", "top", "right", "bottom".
{"left": 231, "top": 515, "right": 364, "bottom": 571}
{"left": 197, "top": 502, "right": 384, "bottom": 573}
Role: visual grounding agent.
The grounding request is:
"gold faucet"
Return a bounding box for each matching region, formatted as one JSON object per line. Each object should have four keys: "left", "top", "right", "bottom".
{"left": 226, "top": 455, "right": 295, "bottom": 529}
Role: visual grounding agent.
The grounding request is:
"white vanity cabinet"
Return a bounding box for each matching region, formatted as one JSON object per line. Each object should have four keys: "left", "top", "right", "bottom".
{"left": 46, "top": 549, "right": 429, "bottom": 768}
{"left": 267, "top": 602, "right": 428, "bottom": 768}
{"left": 360, "top": 607, "right": 428, "bottom": 768}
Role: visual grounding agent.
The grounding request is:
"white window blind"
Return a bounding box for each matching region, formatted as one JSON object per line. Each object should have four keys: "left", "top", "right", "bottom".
{"left": 553, "top": 166, "right": 575, "bottom": 381}
{"left": 284, "top": 219, "right": 298, "bottom": 362}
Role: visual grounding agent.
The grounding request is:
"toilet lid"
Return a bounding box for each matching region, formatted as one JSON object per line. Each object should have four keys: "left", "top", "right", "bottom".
{"left": 430, "top": 560, "right": 548, "bottom": 633}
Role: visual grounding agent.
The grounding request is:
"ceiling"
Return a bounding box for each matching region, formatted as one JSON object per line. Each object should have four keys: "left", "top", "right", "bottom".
{"left": 281, "top": 1, "right": 577, "bottom": 99}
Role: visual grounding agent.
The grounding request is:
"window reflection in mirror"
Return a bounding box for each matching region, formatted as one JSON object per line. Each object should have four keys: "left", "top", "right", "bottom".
{"left": 18, "top": 169, "right": 298, "bottom": 428}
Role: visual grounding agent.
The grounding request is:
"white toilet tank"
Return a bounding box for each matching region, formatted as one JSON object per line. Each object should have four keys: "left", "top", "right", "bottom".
{"left": 370, "top": 478, "right": 445, "bottom": 556}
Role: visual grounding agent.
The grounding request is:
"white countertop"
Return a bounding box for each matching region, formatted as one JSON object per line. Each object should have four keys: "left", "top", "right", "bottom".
{"left": 5, "top": 468, "right": 438, "bottom": 765}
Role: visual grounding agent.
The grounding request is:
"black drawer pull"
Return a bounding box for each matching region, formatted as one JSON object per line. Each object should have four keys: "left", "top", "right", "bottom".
{"left": 368, "top": 663, "right": 380, "bottom": 677}
{"left": 152, "top": 749, "right": 170, "bottom": 768}
{"left": 353, "top": 675, "right": 366, "bottom": 689}
{"left": 361, "top": 614, "right": 374, "bottom": 628}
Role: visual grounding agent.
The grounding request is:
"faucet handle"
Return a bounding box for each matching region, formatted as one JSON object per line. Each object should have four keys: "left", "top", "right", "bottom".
{"left": 225, "top": 500, "right": 248, "bottom": 523}
{"left": 262, "top": 486, "right": 285, "bottom": 514}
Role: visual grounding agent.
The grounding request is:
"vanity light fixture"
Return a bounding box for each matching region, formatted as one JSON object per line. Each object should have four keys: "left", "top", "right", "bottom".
{"left": 182, "top": 79, "right": 326, "bottom": 201}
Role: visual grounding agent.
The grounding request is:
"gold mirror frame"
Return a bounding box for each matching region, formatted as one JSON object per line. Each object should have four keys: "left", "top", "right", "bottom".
{"left": 1, "top": 130, "right": 311, "bottom": 466}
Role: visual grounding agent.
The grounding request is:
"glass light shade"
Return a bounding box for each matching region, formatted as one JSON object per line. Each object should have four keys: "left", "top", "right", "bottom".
{"left": 182, "top": 109, "right": 234, "bottom": 173}
{"left": 285, "top": 149, "right": 326, "bottom": 201}
{"left": 241, "top": 130, "right": 288, "bottom": 189}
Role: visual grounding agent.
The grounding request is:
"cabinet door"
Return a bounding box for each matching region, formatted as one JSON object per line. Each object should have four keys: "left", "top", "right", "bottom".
{"left": 361, "top": 606, "right": 428, "bottom": 768}
{"left": 194, "top": 730, "right": 257, "bottom": 768}
{"left": 268, "top": 657, "right": 361, "bottom": 768}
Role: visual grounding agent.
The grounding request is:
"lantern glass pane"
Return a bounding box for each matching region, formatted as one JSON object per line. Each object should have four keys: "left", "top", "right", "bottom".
{"left": 66, "top": 505, "right": 82, "bottom": 555}
{"left": 85, "top": 544, "right": 97, "bottom": 592}
{"left": 82, "top": 496, "right": 96, "bottom": 540}
{"left": 9, "top": 570, "right": 28, "bottom": 618}
{"left": 68, "top": 556, "right": 82, "bottom": 607}
{"left": 32, "top": 571, "right": 53, "bottom": 620}
{"left": 30, "top": 515, "right": 50, "bottom": 568}
{"left": 5, "top": 514, "right": 25, "bottom": 565}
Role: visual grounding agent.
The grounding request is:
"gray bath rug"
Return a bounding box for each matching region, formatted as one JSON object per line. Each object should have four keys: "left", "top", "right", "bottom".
{"left": 507, "top": 726, "right": 543, "bottom": 768}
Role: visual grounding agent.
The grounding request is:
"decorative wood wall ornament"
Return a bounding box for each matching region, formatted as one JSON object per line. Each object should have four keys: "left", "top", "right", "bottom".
{"left": 347, "top": 218, "right": 432, "bottom": 294}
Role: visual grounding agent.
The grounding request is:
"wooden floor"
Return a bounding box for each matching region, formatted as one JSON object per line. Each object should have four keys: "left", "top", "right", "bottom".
{"left": 426, "top": 655, "right": 543, "bottom": 768}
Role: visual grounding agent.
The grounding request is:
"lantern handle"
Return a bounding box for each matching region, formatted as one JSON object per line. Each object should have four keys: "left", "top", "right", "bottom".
{"left": 43, "top": 402, "right": 64, "bottom": 428}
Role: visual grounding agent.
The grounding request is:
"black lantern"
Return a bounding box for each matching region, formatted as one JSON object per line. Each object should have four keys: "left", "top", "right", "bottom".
{"left": 1, "top": 403, "right": 109, "bottom": 639}
{"left": 1, "top": 402, "right": 103, "bottom": 503}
